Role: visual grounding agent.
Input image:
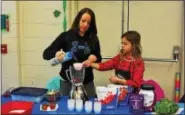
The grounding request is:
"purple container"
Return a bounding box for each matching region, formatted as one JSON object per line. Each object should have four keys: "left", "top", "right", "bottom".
{"left": 129, "top": 94, "right": 144, "bottom": 115}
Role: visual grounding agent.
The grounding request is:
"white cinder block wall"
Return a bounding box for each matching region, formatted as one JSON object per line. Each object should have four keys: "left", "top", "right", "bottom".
{"left": 2, "top": 1, "right": 20, "bottom": 93}
{"left": 19, "top": 1, "right": 70, "bottom": 88}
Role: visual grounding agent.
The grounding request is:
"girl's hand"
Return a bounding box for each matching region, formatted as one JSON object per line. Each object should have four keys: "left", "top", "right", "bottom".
{"left": 109, "top": 76, "right": 119, "bottom": 84}
{"left": 83, "top": 55, "right": 97, "bottom": 67}
{"left": 83, "top": 60, "right": 92, "bottom": 67}
{"left": 55, "top": 50, "right": 65, "bottom": 61}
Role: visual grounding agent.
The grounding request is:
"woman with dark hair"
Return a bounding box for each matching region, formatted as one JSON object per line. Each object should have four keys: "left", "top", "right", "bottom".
{"left": 43, "top": 8, "right": 102, "bottom": 97}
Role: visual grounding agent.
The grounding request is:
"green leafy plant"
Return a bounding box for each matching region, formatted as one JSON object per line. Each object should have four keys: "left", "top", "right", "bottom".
{"left": 154, "top": 98, "right": 179, "bottom": 115}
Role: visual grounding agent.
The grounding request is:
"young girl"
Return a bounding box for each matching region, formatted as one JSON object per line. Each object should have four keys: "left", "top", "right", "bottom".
{"left": 90, "top": 31, "right": 145, "bottom": 89}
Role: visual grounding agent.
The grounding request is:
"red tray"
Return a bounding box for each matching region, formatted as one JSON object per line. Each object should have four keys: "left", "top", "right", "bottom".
{"left": 1, "top": 101, "right": 33, "bottom": 115}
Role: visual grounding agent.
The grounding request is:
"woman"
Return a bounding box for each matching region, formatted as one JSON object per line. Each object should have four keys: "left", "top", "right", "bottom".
{"left": 43, "top": 8, "right": 102, "bottom": 97}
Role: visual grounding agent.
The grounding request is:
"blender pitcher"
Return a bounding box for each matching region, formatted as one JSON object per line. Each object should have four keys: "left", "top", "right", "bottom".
{"left": 66, "top": 63, "right": 88, "bottom": 102}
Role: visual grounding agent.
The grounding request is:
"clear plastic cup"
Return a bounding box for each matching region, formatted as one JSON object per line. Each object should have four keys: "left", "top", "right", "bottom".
{"left": 85, "top": 101, "right": 92, "bottom": 113}
{"left": 75, "top": 99, "right": 83, "bottom": 112}
{"left": 94, "top": 101, "right": 102, "bottom": 114}
{"left": 67, "top": 99, "right": 75, "bottom": 111}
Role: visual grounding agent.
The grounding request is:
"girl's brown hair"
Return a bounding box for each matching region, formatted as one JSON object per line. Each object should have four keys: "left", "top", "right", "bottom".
{"left": 120, "top": 31, "right": 142, "bottom": 60}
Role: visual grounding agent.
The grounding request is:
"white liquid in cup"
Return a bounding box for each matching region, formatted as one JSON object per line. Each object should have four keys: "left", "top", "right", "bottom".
{"left": 94, "top": 101, "right": 102, "bottom": 114}
{"left": 67, "top": 99, "right": 75, "bottom": 111}
{"left": 75, "top": 99, "right": 83, "bottom": 112}
{"left": 85, "top": 101, "right": 93, "bottom": 113}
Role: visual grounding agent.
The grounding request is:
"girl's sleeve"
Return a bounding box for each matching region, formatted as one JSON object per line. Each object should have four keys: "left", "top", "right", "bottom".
{"left": 91, "top": 38, "right": 102, "bottom": 62}
{"left": 43, "top": 32, "right": 66, "bottom": 60}
{"left": 98, "top": 55, "right": 119, "bottom": 71}
{"left": 126, "top": 59, "right": 145, "bottom": 88}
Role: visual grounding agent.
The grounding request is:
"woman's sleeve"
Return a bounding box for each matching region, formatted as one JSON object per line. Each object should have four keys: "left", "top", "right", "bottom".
{"left": 43, "top": 32, "right": 66, "bottom": 60}
{"left": 91, "top": 38, "right": 102, "bottom": 63}
{"left": 126, "top": 59, "right": 145, "bottom": 88}
{"left": 98, "top": 55, "right": 119, "bottom": 71}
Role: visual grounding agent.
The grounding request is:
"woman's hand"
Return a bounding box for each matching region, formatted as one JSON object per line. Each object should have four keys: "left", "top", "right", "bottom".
{"left": 55, "top": 50, "right": 65, "bottom": 61}
{"left": 109, "top": 76, "right": 119, "bottom": 84}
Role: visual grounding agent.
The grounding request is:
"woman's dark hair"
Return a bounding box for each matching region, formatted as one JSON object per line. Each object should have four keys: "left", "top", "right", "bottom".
{"left": 71, "top": 8, "right": 98, "bottom": 49}
{"left": 120, "top": 30, "right": 142, "bottom": 58}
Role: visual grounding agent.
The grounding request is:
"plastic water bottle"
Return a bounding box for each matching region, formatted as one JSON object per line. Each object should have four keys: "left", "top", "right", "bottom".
{"left": 50, "top": 51, "right": 73, "bottom": 66}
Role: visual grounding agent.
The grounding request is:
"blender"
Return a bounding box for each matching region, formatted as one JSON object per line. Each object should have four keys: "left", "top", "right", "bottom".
{"left": 66, "top": 63, "right": 88, "bottom": 102}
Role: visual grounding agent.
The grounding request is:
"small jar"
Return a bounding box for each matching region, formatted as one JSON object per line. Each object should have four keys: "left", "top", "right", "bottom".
{"left": 139, "top": 84, "right": 156, "bottom": 112}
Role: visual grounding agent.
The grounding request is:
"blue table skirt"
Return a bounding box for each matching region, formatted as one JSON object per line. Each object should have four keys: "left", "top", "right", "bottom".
{"left": 1, "top": 96, "right": 184, "bottom": 115}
